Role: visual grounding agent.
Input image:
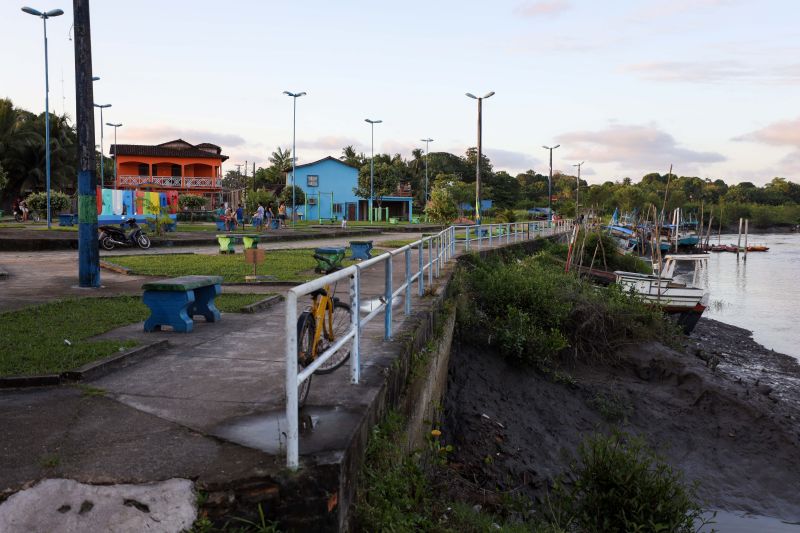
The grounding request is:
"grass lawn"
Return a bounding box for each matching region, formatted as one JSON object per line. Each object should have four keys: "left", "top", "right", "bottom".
{"left": 110, "top": 248, "right": 360, "bottom": 282}
{"left": 0, "top": 293, "right": 270, "bottom": 377}
{"left": 0, "top": 222, "right": 78, "bottom": 232}
{"left": 378, "top": 239, "right": 431, "bottom": 249}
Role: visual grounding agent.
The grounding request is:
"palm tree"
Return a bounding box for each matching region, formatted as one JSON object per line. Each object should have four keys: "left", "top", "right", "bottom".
{"left": 268, "top": 147, "right": 293, "bottom": 172}
{"left": 340, "top": 145, "right": 364, "bottom": 167}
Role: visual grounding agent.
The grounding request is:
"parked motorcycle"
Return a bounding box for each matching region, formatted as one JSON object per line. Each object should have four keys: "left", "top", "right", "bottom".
{"left": 98, "top": 218, "right": 151, "bottom": 250}
{"left": 13, "top": 208, "right": 40, "bottom": 222}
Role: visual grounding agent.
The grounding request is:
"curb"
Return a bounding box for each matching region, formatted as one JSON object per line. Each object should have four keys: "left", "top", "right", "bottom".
{"left": 0, "top": 340, "right": 169, "bottom": 389}
{"left": 239, "top": 294, "right": 285, "bottom": 314}
{"left": 99, "top": 260, "right": 131, "bottom": 275}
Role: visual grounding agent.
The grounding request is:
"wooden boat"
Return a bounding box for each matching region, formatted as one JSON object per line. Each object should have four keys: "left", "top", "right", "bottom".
{"left": 746, "top": 245, "right": 769, "bottom": 252}
{"left": 615, "top": 254, "right": 710, "bottom": 334}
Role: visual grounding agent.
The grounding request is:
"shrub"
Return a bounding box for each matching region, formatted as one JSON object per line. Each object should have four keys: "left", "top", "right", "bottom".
{"left": 544, "top": 432, "right": 705, "bottom": 533}
{"left": 24, "top": 191, "right": 71, "bottom": 214}
{"left": 178, "top": 194, "right": 207, "bottom": 211}
{"left": 245, "top": 189, "right": 277, "bottom": 215}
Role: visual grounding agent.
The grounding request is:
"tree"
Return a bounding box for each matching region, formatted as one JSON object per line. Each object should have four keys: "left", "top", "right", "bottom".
{"left": 279, "top": 185, "right": 305, "bottom": 209}
{"left": 425, "top": 183, "right": 457, "bottom": 225}
{"left": 245, "top": 189, "right": 278, "bottom": 215}
{"left": 220, "top": 169, "right": 248, "bottom": 190}
{"left": 24, "top": 190, "right": 71, "bottom": 214}
{"left": 178, "top": 194, "right": 207, "bottom": 210}
{"left": 340, "top": 145, "right": 364, "bottom": 167}
{"left": 0, "top": 163, "right": 7, "bottom": 192}
{"left": 353, "top": 156, "right": 402, "bottom": 207}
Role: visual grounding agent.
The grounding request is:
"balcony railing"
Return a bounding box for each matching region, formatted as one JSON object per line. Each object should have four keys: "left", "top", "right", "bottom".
{"left": 117, "top": 175, "right": 218, "bottom": 188}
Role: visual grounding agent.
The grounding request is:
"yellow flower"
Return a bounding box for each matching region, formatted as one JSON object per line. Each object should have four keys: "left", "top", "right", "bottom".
{"left": 431, "top": 429, "right": 442, "bottom": 437}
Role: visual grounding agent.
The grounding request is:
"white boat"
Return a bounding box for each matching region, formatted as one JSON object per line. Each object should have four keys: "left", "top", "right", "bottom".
{"left": 615, "top": 254, "right": 710, "bottom": 334}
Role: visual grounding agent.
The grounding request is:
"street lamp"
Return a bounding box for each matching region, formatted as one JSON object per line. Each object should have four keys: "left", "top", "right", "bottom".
{"left": 466, "top": 91, "right": 494, "bottom": 225}
{"left": 542, "top": 144, "right": 560, "bottom": 222}
{"left": 94, "top": 103, "right": 111, "bottom": 187}
{"left": 283, "top": 91, "right": 306, "bottom": 227}
{"left": 420, "top": 138, "right": 433, "bottom": 204}
{"left": 22, "top": 6, "right": 64, "bottom": 229}
{"left": 365, "top": 118, "right": 382, "bottom": 222}
{"left": 572, "top": 161, "right": 584, "bottom": 218}
{"left": 106, "top": 122, "right": 122, "bottom": 188}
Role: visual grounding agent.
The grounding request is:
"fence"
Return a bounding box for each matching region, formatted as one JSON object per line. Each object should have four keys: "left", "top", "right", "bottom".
{"left": 283, "top": 219, "right": 573, "bottom": 468}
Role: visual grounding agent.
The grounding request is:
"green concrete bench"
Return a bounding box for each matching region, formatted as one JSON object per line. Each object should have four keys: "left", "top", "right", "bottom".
{"left": 216, "top": 233, "right": 260, "bottom": 254}
{"left": 142, "top": 275, "right": 223, "bottom": 333}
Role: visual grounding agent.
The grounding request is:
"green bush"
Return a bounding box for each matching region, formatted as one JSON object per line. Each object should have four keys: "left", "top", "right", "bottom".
{"left": 244, "top": 189, "right": 277, "bottom": 215}
{"left": 458, "top": 251, "right": 669, "bottom": 370}
{"left": 178, "top": 194, "right": 207, "bottom": 210}
{"left": 544, "top": 432, "right": 705, "bottom": 533}
{"left": 24, "top": 190, "right": 71, "bottom": 214}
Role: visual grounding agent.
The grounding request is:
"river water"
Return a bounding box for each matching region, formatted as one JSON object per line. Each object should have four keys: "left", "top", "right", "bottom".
{"left": 674, "top": 232, "right": 800, "bottom": 361}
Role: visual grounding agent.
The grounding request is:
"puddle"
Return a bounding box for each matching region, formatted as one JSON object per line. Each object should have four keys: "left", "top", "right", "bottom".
{"left": 700, "top": 510, "right": 800, "bottom": 532}
{"left": 359, "top": 296, "right": 404, "bottom": 314}
{"left": 212, "top": 406, "right": 362, "bottom": 455}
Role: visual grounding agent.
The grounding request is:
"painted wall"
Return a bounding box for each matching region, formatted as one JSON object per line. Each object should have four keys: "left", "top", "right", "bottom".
{"left": 287, "top": 158, "right": 360, "bottom": 221}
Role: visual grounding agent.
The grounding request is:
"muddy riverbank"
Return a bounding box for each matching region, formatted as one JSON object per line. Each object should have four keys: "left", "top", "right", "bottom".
{"left": 442, "top": 317, "right": 800, "bottom": 522}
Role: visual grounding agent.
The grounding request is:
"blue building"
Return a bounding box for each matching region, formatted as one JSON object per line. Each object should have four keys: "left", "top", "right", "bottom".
{"left": 287, "top": 156, "right": 413, "bottom": 221}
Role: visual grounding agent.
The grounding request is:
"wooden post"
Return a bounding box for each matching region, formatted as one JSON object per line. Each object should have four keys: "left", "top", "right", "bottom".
{"left": 744, "top": 219, "right": 749, "bottom": 261}
{"left": 737, "top": 217, "right": 743, "bottom": 259}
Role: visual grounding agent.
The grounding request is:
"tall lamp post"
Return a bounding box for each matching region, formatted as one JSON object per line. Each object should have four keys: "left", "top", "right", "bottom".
{"left": 465, "top": 91, "right": 494, "bottom": 225}
{"left": 283, "top": 91, "right": 306, "bottom": 227}
{"left": 365, "top": 118, "right": 382, "bottom": 222}
{"left": 542, "top": 144, "right": 560, "bottom": 222}
{"left": 22, "top": 6, "right": 64, "bottom": 229}
{"left": 106, "top": 122, "right": 122, "bottom": 188}
{"left": 572, "top": 161, "right": 583, "bottom": 217}
{"left": 420, "top": 138, "right": 433, "bottom": 204}
{"left": 94, "top": 103, "right": 111, "bottom": 187}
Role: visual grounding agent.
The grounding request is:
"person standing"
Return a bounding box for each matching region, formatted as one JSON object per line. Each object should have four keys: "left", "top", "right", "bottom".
{"left": 235, "top": 203, "right": 244, "bottom": 229}
{"left": 266, "top": 203, "right": 275, "bottom": 229}
{"left": 253, "top": 202, "right": 265, "bottom": 230}
{"left": 278, "top": 201, "right": 287, "bottom": 228}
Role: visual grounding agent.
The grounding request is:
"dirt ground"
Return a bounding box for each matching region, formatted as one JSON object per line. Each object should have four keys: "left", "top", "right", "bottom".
{"left": 442, "top": 318, "right": 800, "bottom": 522}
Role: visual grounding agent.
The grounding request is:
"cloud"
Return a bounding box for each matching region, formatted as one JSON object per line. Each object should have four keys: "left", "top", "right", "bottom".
{"left": 513, "top": 0, "right": 571, "bottom": 17}
{"left": 623, "top": 60, "right": 800, "bottom": 84}
{"left": 628, "top": 0, "right": 736, "bottom": 22}
{"left": 735, "top": 117, "right": 800, "bottom": 147}
{"left": 484, "top": 148, "right": 542, "bottom": 172}
{"left": 556, "top": 123, "right": 725, "bottom": 171}
{"left": 297, "top": 135, "right": 365, "bottom": 153}
{"left": 122, "top": 126, "right": 246, "bottom": 148}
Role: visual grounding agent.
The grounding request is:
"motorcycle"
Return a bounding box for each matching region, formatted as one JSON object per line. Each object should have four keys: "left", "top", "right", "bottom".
{"left": 98, "top": 218, "right": 151, "bottom": 250}
{"left": 13, "top": 207, "right": 40, "bottom": 223}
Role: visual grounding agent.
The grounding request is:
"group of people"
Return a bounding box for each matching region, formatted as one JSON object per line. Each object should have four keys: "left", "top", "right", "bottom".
{"left": 217, "top": 201, "right": 288, "bottom": 231}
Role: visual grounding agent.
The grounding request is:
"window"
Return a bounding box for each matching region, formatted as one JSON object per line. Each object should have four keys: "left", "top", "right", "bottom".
{"left": 138, "top": 163, "right": 149, "bottom": 176}
{"left": 333, "top": 203, "right": 343, "bottom": 214}
{"left": 171, "top": 164, "right": 182, "bottom": 177}
{"left": 307, "top": 175, "right": 319, "bottom": 187}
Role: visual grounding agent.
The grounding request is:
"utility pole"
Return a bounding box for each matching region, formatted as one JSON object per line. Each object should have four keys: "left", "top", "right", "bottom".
{"left": 421, "top": 138, "right": 433, "bottom": 204}
{"left": 73, "top": 0, "right": 100, "bottom": 287}
{"left": 542, "top": 144, "right": 560, "bottom": 222}
{"left": 466, "top": 92, "right": 494, "bottom": 225}
{"left": 572, "top": 161, "right": 584, "bottom": 217}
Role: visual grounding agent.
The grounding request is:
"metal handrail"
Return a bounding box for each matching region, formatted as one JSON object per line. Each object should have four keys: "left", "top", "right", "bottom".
{"left": 283, "top": 219, "right": 573, "bottom": 468}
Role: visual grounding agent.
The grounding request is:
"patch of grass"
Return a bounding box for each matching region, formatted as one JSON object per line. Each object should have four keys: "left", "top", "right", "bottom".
{"left": 589, "top": 392, "right": 632, "bottom": 423}
{"left": 0, "top": 294, "right": 269, "bottom": 377}
{"left": 111, "top": 249, "right": 357, "bottom": 282}
{"left": 40, "top": 455, "right": 60, "bottom": 468}
{"left": 543, "top": 431, "right": 708, "bottom": 533}
{"left": 76, "top": 384, "right": 107, "bottom": 397}
{"left": 378, "top": 238, "right": 429, "bottom": 249}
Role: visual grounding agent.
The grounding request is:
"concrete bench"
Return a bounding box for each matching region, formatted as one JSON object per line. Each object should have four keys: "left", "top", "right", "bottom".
{"left": 216, "top": 234, "right": 260, "bottom": 254}
{"left": 142, "top": 275, "right": 223, "bottom": 333}
{"left": 349, "top": 240, "right": 373, "bottom": 260}
{"left": 58, "top": 213, "right": 78, "bottom": 226}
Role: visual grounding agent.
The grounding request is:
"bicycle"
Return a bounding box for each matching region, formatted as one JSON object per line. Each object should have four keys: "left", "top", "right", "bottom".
{"left": 295, "top": 254, "right": 353, "bottom": 406}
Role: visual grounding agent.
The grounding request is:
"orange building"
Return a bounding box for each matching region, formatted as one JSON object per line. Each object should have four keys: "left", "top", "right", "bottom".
{"left": 110, "top": 139, "right": 228, "bottom": 204}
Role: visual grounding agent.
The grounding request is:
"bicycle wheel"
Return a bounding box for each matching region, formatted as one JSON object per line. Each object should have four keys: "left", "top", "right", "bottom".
{"left": 296, "top": 312, "right": 315, "bottom": 406}
{"left": 315, "top": 301, "right": 353, "bottom": 375}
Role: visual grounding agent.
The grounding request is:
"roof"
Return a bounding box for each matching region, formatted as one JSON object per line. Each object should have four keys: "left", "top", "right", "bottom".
{"left": 291, "top": 156, "right": 359, "bottom": 171}
{"left": 110, "top": 138, "right": 229, "bottom": 161}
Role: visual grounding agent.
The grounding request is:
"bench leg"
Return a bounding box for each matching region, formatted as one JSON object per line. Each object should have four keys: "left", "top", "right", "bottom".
{"left": 189, "top": 284, "right": 222, "bottom": 323}
{"left": 143, "top": 290, "right": 194, "bottom": 333}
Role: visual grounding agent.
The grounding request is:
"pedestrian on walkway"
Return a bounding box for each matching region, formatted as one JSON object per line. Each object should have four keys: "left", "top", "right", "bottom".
{"left": 253, "top": 203, "right": 265, "bottom": 230}
{"left": 236, "top": 203, "right": 244, "bottom": 229}
{"left": 341, "top": 214, "right": 347, "bottom": 229}
{"left": 278, "top": 201, "right": 287, "bottom": 228}
{"left": 266, "top": 203, "right": 275, "bottom": 229}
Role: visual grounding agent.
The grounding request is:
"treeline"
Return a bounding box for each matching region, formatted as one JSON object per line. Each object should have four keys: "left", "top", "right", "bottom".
{"left": 3, "top": 97, "right": 799, "bottom": 227}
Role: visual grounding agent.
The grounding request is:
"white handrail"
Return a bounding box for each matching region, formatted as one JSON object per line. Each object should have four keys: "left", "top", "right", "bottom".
{"left": 283, "top": 220, "right": 573, "bottom": 468}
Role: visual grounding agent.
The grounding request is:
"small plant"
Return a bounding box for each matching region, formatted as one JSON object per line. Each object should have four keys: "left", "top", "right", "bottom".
{"left": 543, "top": 431, "right": 708, "bottom": 533}
{"left": 230, "top": 504, "right": 281, "bottom": 532}
{"left": 589, "top": 392, "right": 632, "bottom": 423}
{"left": 427, "top": 429, "right": 453, "bottom": 466}
{"left": 25, "top": 190, "right": 71, "bottom": 216}
{"left": 40, "top": 454, "right": 60, "bottom": 468}
{"left": 76, "top": 384, "right": 106, "bottom": 397}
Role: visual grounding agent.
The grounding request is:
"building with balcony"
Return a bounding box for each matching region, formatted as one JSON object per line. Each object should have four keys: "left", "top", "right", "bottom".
{"left": 287, "top": 156, "right": 413, "bottom": 221}
{"left": 110, "top": 139, "right": 228, "bottom": 205}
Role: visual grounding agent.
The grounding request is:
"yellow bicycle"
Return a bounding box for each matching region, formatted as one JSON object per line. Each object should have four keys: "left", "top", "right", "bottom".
{"left": 296, "top": 254, "right": 353, "bottom": 406}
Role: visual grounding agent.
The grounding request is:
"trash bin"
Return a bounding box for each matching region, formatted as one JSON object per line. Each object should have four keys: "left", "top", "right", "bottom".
{"left": 313, "top": 246, "right": 346, "bottom": 273}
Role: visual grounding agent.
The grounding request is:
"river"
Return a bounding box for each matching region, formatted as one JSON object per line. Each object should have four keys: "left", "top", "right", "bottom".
{"left": 675, "top": 232, "right": 800, "bottom": 360}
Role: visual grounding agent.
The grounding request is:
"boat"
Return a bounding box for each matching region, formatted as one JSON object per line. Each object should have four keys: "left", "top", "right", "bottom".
{"left": 614, "top": 254, "right": 710, "bottom": 334}
{"left": 746, "top": 245, "right": 769, "bottom": 252}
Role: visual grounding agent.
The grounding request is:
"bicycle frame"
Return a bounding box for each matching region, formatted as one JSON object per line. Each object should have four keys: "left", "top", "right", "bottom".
{"left": 309, "top": 283, "right": 335, "bottom": 360}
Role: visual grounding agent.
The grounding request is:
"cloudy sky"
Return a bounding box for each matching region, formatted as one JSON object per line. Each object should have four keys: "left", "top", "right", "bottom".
{"left": 2, "top": 0, "right": 798, "bottom": 184}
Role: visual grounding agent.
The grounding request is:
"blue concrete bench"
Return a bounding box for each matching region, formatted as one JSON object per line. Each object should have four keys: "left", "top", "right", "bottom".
{"left": 142, "top": 275, "right": 223, "bottom": 333}
{"left": 474, "top": 227, "right": 489, "bottom": 238}
{"left": 59, "top": 214, "right": 78, "bottom": 226}
{"left": 349, "top": 240, "right": 373, "bottom": 260}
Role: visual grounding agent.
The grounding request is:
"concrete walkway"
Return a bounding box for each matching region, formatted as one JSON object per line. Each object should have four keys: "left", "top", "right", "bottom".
{"left": 0, "top": 227, "right": 564, "bottom": 530}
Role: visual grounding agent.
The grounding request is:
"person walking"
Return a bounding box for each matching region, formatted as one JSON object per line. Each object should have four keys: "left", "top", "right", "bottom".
{"left": 266, "top": 203, "right": 275, "bottom": 229}
{"left": 278, "top": 201, "right": 287, "bottom": 228}
{"left": 253, "top": 202, "right": 265, "bottom": 231}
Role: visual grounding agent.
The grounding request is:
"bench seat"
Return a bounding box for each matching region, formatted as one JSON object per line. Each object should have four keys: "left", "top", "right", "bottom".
{"left": 142, "top": 275, "right": 223, "bottom": 332}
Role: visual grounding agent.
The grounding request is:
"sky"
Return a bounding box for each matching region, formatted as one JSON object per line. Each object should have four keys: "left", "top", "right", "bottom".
{"left": 2, "top": 0, "right": 799, "bottom": 185}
